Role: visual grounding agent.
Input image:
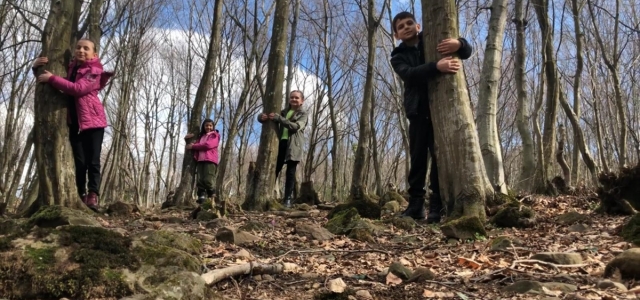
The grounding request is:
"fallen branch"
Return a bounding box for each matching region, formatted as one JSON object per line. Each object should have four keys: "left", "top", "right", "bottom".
{"left": 202, "top": 262, "right": 300, "bottom": 285}
{"left": 510, "top": 259, "right": 588, "bottom": 271}
{"left": 275, "top": 248, "right": 391, "bottom": 261}
{"left": 270, "top": 210, "right": 320, "bottom": 218}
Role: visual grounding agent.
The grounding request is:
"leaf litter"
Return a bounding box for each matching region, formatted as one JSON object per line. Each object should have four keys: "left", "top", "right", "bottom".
{"left": 103, "top": 193, "right": 639, "bottom": 299}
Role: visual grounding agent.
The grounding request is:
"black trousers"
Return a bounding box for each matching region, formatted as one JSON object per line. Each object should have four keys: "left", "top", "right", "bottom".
{"left": 407, "top": 116, "right": 441, "bottom": 204}
{"left": 69, "top": 126, "right": 105, "bottom": 196}
{"left": 275, "top": 140, "right": 298, "bottom": 200}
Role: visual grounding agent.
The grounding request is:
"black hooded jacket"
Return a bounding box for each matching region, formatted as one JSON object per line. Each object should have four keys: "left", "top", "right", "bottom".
{"left": 390, "top": 34, "right": 472, "bottom": 118}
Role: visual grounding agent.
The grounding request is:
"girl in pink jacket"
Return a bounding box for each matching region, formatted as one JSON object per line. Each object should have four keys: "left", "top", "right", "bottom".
{"left": 34, "top": 38, "right": 113, "bottom": 210}
{"left": 185, "top": 119, "right": 220, "bottom": 203}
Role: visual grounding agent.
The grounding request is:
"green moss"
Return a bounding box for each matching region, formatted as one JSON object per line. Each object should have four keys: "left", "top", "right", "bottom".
{"left": 135, "top": 244, "right": 200, "bottom": 273}
{"left": 441, "top": 216, "right": 487, "bottom": 240}
{"left": 28, "top": 205, "right": 64, "bottom": 228}
{"left": 25, "top": 246, "right": 56, "bottom": 271}
{"left": 136, "top": 230, "right": 202, "bottom": 255}
{"left": 621, "top": 214, "right": 640, "bottom": 245}
{"left": 266, "top": 200, "right": 286, "bottom": 211}
{"left": 201, "top": 200, "right": 214, "bottom": 211}
{"left": 328, "top": 195, "right": 381, "bottom": 220}
{"left": 490, "top": 202, "right": 536, "bottom": 228}
{"left": 0, "top": 236, "right": 11, "bottom": 251}
{"left": 196, "top": 210, "right": 219, "bottom": 221}
{"left": 387, "top": 217, "right": 416, "bottom": 231}
{"left": 325, "top": 208, "right": 361, "bottom": 235}
{"left": 240, "top": 220, "right": 269, "bottom": 232}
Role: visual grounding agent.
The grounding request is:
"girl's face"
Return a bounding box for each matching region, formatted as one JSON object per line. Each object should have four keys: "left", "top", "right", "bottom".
{"left": 289, "top": 91, "right": 304, "bottom": 109}
{"left": 203, "top": 122, "right": 214, "bottom": 133}
{"left": 75, "top": 40, "right": 97, "bottom": 63}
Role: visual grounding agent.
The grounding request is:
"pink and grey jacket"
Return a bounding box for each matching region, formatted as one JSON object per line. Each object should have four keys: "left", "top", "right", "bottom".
{"left": 191, "top": 131, "right": 220, "bottom": 164}
{"left": 47, "top": 57, "right": 113, "bottom": 131}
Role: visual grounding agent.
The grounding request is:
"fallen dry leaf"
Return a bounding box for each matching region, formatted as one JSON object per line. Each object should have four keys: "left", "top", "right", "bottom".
{"left": 327, "top": 278, "right": 346, "bottom": 293}
{"left": 422, "top": 289, "right": 455, "bottom": 298}
{"left": 457, "top": 257, "right": 482, "bottom": 269}
{"left": 385, "top": 272, "right": 402, "bottom": 285}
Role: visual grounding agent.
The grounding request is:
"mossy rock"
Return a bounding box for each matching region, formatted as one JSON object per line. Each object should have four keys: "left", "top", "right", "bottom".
{"left": 388, "top": 262, "right": 412, "bottom": 280}
{"left": 325, "top": 208, "right": 361, "bottom": 235}
{"left": 379, "top": 191, "right": 408, "bottom": 207}
{"left": 487, "top": 192, "right": 515, "bottom": 208}
{"left": 28, "top": 205, "right": 101, "bottom": 228}
{"left": 490, "top": 202, "right": 536, "bottom": 228}
{"left": 381, "top": 201, "right": 401, "bottom": 215}
{"left": 196, "top": 210, "right": 220, "bottom": 221}
{"left": 0, "top": 225, "right": 139, "bottom": 299}
{"left": 266, "top": 200, "right": 287, "bottom": 211}
{"left": 386, "top": 216, "right": 416, "bottom": 231}
{"left": 328, "top": 196, "right": 381, "bottom": 220}
{"left": 0, "top": 218, "right": 23, "bottom": 235}
{"left": 107, "top": 201, "right": 139, "bottom": 217}
{"left": 557, "top": 211, "right": 589, "bottom": 225}
{"left": 347, "top": 219, "right": 382, "bottom": 243}
{"left": 605, "top": 248, "right": 640, "bottom": 279}
{"left": 134, "top": 230, "right": 202, "bottom": 255}
{"left": 240, "top": 220, "right": 270, "bottom": 232}
{"left": 621, "top": 214, "right": 640, "bottom": 245}
{"left": 489, "top": 236, "right": 521, "bottom": 252}
{"left": 134, "top": 244, "right": 201, "bottom": 274}
{"left": 441, "top": 216, "right": 487, "bottom": 240}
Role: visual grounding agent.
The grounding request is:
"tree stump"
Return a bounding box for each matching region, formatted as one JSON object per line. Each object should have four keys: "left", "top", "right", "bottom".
{"left": 296, "top": 181, "right": 320, "bottom": 205}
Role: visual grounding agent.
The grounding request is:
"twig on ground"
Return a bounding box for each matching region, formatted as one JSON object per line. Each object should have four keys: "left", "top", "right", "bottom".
{"left": 275, "top": 248, "right": 392, "bottom": 262}
{"left": 423, "top": 280, "right": 478, "bottom": 298}
{"left": 510, "top": 259, "right": 588, "bottom": 271}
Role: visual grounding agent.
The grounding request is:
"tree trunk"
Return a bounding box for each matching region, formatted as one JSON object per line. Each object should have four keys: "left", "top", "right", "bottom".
{"left": 569, "top": 0, "right": 583, "bottom": 183}
{"left": 476, "top": 0, "right": 508, "bottom": 194}
{"left": 6, "top": 129, "right": 34, "bottom": 208}
{"left": 513, "top": 0, "right": 535, "bottom": 192}
{"left": 587, "top": 0, "right": 626, "bottom": 170}
{"left": 350, "top": 0, "right": 378, "bottom": 196}
{"left": 32, "top": 0, "right": 87, "bottom": 211}
{"left": 173, "top": 0, "right": 224, "bottom": 206}
{"left": 242, "top": 0, "right": 289, "bottom": 210}
{"left": 556, "top": 125, "right": 571, "bottom": 185}
{"left": 285, "top": 0, "right": 300, "bottom": 97}
{"left": 532, "top": 0, "right": 560, "bottom": 194}
{"left": 421, "top": 0, "right": 492, "bottom": 222}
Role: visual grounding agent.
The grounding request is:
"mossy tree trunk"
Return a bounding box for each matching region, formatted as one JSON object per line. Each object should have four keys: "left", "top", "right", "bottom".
{"left": 173, "top": 0, "right": 224, "bottom": 206}
{"left": 421, "top": 0, "right": 492, "bottom": 222}
{"left": 242, "top": 0, "right": 289, "bottom": 210}
{"left": 31, "top": 0, "right": 87, "bottom": 212}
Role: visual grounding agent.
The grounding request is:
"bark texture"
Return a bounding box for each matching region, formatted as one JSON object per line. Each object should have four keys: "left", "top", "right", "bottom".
{"left": 421, "top": 0, "right": 492, "bottom": 221}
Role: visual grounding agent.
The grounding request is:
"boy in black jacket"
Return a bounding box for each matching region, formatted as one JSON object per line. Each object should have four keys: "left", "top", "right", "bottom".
{"left": 390, "top": 11, "right": 473, "bottom": 223}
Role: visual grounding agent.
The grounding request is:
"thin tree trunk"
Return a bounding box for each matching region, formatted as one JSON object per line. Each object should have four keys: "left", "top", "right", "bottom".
{"left": 587, "top": 0, "right": 626, "bottom": 170}
{"left": 284, "top": 0, "right": 300, "bottom": 97}
{"left": 350, "top": 0, "right": 380, "bottom": 196}
{"left": 556, "top": 125, "right": 571, "bottom": 184}
{"left": 6, "top": 129, "right": 34, "bottom": 208}
{"left": 243, "top": 0, "right": 289, "bottom": 210}
{"left": 514, "top": 0, "right": 535, "bottom": 191}
{"left": 422, "top": 0, "right": 492, "bottom": 222}
{"left": 32, "top": 0, "right": 87, "bottom": 211}
{"left": 173, "top": 0, "right": 224, "bottom": 206}
{"left": 569, "top": 0, "right": 583, "bottom": 183}
{"left": 477, "top": 0, "right": 508, "bottom": 194}
{"left": 533, "top": 0, "right": 560, "bottom": 194}
{"left": 370, "top": 94, "right": 383, "bottom": 196}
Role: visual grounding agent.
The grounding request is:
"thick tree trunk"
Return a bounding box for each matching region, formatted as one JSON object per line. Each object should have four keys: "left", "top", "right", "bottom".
{"left": 421, "top": 0, "right": 492, "bottom": 222}
{"left": 513, "top": 0, "right": 535, "bottom": 191}
{"left": 476, "top": 0, "right": 508, "bottom": 194}
{"left": 173, "top": 0, "right": 224, "bottom": 206}
{"left": 243, "top": 0, "right": 289, "bottom": 210}
{"left": 533, "top": 0, "right": 560, "bottom": 194}
{"left": 350, "top": 0, "right": 377, "bottom": 196}
{"left": 32, "top": 0, "right": 87, "bottom": 211}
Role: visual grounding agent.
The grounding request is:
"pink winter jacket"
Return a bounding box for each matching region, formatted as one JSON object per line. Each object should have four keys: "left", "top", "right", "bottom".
{"left": 48, "top": 57, "right": 113, "bottom": 131}
{"left": 191, "top": 131, "right": 220, "bottom": 164}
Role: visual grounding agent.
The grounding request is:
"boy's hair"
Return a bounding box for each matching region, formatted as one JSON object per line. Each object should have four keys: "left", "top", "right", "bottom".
{"left": 392, "top": 12, "right": 416, "bottom": 33}
{"left": 290, "top": 90, "right": 304, "bottom": 100}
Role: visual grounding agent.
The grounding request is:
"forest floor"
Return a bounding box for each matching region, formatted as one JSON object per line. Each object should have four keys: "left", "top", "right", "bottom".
{"left": 97, "top": 192, "right": 638, "bottom": 300}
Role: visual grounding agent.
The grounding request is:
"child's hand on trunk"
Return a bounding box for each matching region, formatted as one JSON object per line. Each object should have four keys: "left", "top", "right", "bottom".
{"left": 436, "top": 57, "right": 461, "bottom": 74}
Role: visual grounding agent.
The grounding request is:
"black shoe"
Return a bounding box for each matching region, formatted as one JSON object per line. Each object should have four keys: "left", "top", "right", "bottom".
{"left": 196, "top": 195, "right": 206, "bottom": 204}
{"left": 426, "top": 194, "right": 443, "bottom": 224}
{"left": 400, "top": 197, "right": 425, "bottom": 220}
